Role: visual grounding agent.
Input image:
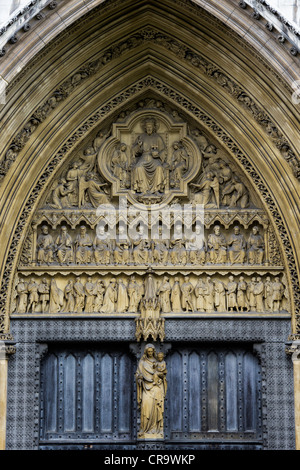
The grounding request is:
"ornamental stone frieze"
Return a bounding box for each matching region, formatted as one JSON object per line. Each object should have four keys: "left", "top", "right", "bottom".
{"left": 12, "top": 271, "right": 288, "bottom": 316}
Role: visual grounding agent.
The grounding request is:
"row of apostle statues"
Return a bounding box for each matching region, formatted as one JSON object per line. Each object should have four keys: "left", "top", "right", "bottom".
{"left": 35, "top": 223, "right": 266, "bottom": 266}
{"left": 15, "top": 273, "right": 286, "bottom": 314}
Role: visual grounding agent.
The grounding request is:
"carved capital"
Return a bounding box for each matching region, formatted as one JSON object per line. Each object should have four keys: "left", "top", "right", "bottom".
{"left": 0, "top": 340, "right": 16, "bottom": 359}
{"left": 285, "top": 336, "right": 300, "bottom": 358}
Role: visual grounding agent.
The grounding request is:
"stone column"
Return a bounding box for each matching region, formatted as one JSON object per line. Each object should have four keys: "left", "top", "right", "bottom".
{"left": 286, "top": 338, "right": 300, "bottom": 449}
{"left": 0, "top": 340, "right": 16, "bottom": 450}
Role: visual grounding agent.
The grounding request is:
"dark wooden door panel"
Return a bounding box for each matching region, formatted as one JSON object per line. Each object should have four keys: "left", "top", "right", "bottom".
{"left": 164, "top": 344, "right": 262, "bottom": 444}
{"left": 39, "top": 344, "right": 135, "bottom": 443}
{"left": 39, "top": 342, "right": 262, "bottom": 449}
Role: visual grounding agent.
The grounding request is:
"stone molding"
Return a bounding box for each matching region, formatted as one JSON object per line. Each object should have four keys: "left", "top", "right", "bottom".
{"left": 1, "top": 0, "right": 299, "bottom": 59}
{"left": 0, "top": 340, "right": 16, "bottom": 358}
{"left": 1, "top": 26, "right": 299, "bottom": 182}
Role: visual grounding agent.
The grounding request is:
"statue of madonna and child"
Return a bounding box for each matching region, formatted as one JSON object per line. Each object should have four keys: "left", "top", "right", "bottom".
{"left": 135, "top": 343, "right": 167, "bottom": 439}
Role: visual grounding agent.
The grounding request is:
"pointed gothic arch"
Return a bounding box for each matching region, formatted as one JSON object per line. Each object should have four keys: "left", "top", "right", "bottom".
{"left": 0, "top": 0, "right": 299, "bottom": 450}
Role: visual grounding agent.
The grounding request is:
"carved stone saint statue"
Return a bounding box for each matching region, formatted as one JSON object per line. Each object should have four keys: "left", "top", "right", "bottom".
{"left": 194, "top": 277, "right": 205, "bottom": 311}
{"left": 170, "top": 141, "right": 189, "bottom": 187}
{"left": 100, "top": 278, "right": 117, "bottom": 313}
{"left": 74, "top": 225, "right": 93, "bottom": 264}
{"left": 237, "top": 276, "right": 249, "bottom": 312}
{"left": 37, "top": 225, "right": 54, "bottom": 265}
{"left": 181, "top": 276, "right": 195, "bottom": 312}
{"left": 73, "top": 277, "right": 85, "bottom": 313}
{"left": 171, "top": 277, "right": 182, "bottom": 312}
{"left": 264, "top": 276, "right": 273, "bottom": 312}
{"left": 135, "top": 344, "right": 167, "bottom": 439}
{"left": 55, "top": 226, "right": 74, "bottom": 265}
{"left": 128, "top": 275, "right": 143, "bottom": 313}
{"left": 247, "top": 226, "right": 264, "bottom": 265}
{"left": 16, "top": 278, "right": 28, "bottom": 314}
{"left": 190, "top": 171, "right": 220, "bottom": 208}
{"left": 94, "top": 280, "right": 105, "bottom": 312}
{"left": 214, "top": 279, "right": 226, "bottom": 312}
{"left": 111, "top": 143, "right": 129, "bottom": 188}
{"left": 254, "top": 276, "right": 264, "bottom": 313}
{"left": 186, "top": 224, "right": 206, "bottom": 265}
{"left": 272, "top": 277, "right": 285, "bottom": 311}
{"left": 203, "top": 276, "right": 215, "bottom": 313}
{"left": 114, "top": 225, "right": 130, "bottom": 265}
{"left": 131, "top": 118, "right": 167, "bottom": 194}
{"left": 116, "top": 278, "right": 129, "bottom": 313}
{"left": 247, "top": 277, "right": 257, "bottom": 311}
{"left": 62, "top": 279, "right": 75, "bottom": 312}
{"left": 38, "top": 277, "right": 50, "bottom": 313}
{"left": 78, "top": 172, "right": 109, "bottom": 208}
{"left": 170, "top": 224, "right": 187, "bottom": 265}
{"left": 152, "top": 226, "right": 169, "bottom": 265}
{"left": 49, "top": 279, "right": 64, "bottom": 314}
{"left": 227, "top": 225, "right": 246, "bottom": 264}
{"left": 226, "top": 275, "right": 237, "bottom": 312}
{"left": 157, "top": 276, "right": 171, "bottom": 313}
{"left": 93, "top": 226, "right": 111, "bottom": 265}
{"left": 132, "top": 225, "right": 150, "bottom": 265}
{"left": 85, "top": 277, "right": 96, "bottom": 313}
{"left": 27, "top": 277, "right": 39, "bottom": 313}
{"left": 207, "top": 225, "right": 227, "bottom": 264}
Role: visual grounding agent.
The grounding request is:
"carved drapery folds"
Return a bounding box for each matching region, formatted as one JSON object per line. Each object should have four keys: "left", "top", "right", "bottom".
{"left": 12, "top": 105, "right": 288, "bottom": 339}
{"left": 135, "top": 344, "right": 167, "bottom": 440}
{"left": 12, "top": 271, "right": 288, "bottom": 316}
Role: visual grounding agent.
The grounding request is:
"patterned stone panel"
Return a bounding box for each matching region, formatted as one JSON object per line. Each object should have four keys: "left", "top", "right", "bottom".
{"left": 6, "top": 341, "right": 37, "bottom": 450}
{"left": 165, "top": 318, "right": 291, "bottom": 342}
{"left": 264, "top": 342, "right": 295, "bottom": 449}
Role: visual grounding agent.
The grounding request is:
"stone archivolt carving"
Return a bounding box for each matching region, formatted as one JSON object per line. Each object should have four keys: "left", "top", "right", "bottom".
{"left": 13, "top": 271, "right": 288, "bottom": 316}
{"left": 2, "top": 25, "right": 298, "bottom": 184}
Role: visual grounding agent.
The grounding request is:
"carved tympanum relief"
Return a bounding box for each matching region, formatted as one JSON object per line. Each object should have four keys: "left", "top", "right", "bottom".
{"left": 13, "top": 103, "right": 288, "bottom": 336}
{"left": 27, "top": 222, "right": 270, "bottom": 268}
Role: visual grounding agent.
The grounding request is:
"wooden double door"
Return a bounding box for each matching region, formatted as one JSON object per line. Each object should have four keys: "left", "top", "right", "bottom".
{"left": 39, "top": 342, "right": 262, "bottom": 450}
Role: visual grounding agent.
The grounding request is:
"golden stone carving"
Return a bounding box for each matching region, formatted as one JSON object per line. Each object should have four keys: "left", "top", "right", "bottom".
{"left": 13, "top": 272, "right": 288, "bottom": 315}
{"left": 12, "top": 106, "right": 288, "bottom": 330}
{"left": 97, "top": 109, "right": 201, "bottom": 206}
{"left": 135, "top": 344, "right": 167, "bottom": 439}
